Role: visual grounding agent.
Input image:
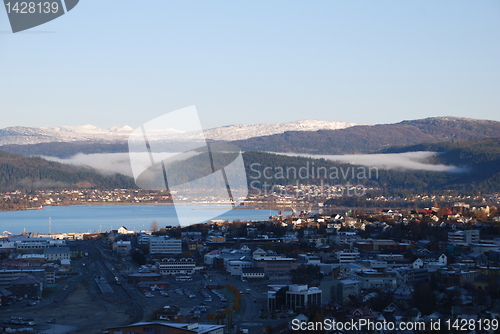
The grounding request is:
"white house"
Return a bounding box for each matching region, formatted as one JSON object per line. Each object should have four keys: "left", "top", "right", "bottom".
{"left": 118, "top": 226, "right": 135, "bottom": 234}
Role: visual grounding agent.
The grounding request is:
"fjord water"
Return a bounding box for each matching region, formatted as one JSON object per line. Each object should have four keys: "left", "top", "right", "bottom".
{"left": 0, "top": 205, "right": 279, "bottom": 234}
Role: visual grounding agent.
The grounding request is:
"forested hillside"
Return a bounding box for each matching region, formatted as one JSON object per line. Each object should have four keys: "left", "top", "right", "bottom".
{"left": 232, "top": 117, "right": 500, "bottom": 154}
{"left": 0, "top": 150, "right": 136, "bottom": 191}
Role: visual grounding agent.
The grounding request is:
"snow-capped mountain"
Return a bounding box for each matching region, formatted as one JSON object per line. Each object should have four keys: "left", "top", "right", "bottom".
{"left": 204, "top": 120, "right": 357, "bottom": 141}
{"left": 0, "top": 125, "right": 135, "bottom": 145}
{"left": 0, "top": 120, "right": 357, "bottom": 145}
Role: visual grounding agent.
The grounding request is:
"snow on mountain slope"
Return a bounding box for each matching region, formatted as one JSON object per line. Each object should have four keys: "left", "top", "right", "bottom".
{"left": 0, "top": 120, "right": 357, "bottom": 145}
{"left": 0, "top": 125, "right": 135, "bottom": 145}
{"left": 203, "top": 120, "right": 357, "bottom": 141}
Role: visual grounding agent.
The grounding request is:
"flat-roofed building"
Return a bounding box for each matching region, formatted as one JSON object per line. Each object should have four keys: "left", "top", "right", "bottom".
{"left": 107, "top": 322, "right": 224, "bottom": 334}
{"left": 227, "top": 260, "right": 253, "bottom": 276}
{"left": 286, "top": 285, "right": 322, "bottom": 311}
{"left": 332, "top": 278, "right": 361, "bottom": 303}
{"left": 356, "top": 271, "right": 398, "bottom": 290}
{"left": 254, "top": 257, "right": 297, "bottom": 279}
{"left": 113, "top": 240, "right": 132, "bottom": 256}
{"left": 448, "top": 230, "right": 480, "bottom": 245}
{"left": 336, "top": 250, "right": 360, "bottom": 263}
{"left": 14, "top": 238, "right": 56, "bottom": 253}
{"left": 0, "top": 268, "right": 46, "bottom": 287}
{"left": 9, "top": 275, "right": 43, "bottom": 299}
{"left": 44, "top": 247, "right": 71, "bottom": 261}
{"left": 149, "top": 237, "right": 182, "bottom": 255}
{"left": 158, "top": 258, "right": 195, "bottom": 276}
{"left": 242, "top": 267, "right": 265, "bottom": 280}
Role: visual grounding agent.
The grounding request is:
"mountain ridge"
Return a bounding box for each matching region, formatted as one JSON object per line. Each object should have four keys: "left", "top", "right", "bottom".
{"left": 230, "top": 117, "right": 500, "bottom": 154}
{"left": 0, "top": 119, "right": 357, "bottom": 145}
{"left": 0, "top": 136, "right": 499, "bottom": 194}
{"left": 1, "top": 116, "right": 499, "bottom": 158}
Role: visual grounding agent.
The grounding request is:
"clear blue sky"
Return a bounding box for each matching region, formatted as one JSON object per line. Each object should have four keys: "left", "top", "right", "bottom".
{"left": 1, "top": 1, "right": 499, "bottom": 130}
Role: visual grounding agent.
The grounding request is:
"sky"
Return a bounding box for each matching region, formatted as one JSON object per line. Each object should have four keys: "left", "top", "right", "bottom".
{"left": 1, "top": 1, "right": 499, "bottom": 130}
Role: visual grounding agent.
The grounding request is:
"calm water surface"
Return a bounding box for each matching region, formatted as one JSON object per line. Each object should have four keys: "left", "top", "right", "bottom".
{"left": 0, "top": 205, "right": 279, "bottom": 234}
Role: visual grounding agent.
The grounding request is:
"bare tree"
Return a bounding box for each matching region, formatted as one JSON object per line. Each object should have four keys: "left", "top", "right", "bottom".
{"left": 150, "top": 221, "right": 159, "bottom": 232}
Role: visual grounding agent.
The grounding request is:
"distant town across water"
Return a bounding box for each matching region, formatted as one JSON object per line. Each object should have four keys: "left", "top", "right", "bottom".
{"left": 0, "top": 205, "right": 282, "bottom": 235}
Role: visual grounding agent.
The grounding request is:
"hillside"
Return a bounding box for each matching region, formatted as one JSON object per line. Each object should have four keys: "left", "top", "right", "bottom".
{"left": 2, "top": 117, "right": 499, "bottom": 158}
{"left": 0, "top": 139, "right": 498, "bottom": 195}
{"left": 0, "top": 117, "right": 499, "bottom": 195}
{"left": 380, "top": 138, "right": 500, "bottom": 192}
{"left": 241, "top": 143, "right": 500, "bottom": 195}
{"left": 0, "top": 150, "right": 136, "bottom": 191}
{"left": 231, "top": 117, "right": 500, "bottom": 154}
{"left": 0, "top": 142, "right": 129, "bottom": 159}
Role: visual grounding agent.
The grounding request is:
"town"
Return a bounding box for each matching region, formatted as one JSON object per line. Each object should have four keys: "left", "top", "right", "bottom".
{"left": 1, "top": 188, "right": 500, "bottom": 212}
{"left": 1, "top": 201, "right": 500, "bottom": 333}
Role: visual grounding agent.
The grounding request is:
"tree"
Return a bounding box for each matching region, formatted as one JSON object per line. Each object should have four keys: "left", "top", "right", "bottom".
{"left": 413, "top": 281, "right": 435, "bottom": 314}
{"left": 131, "top": 250, "right": 146, "bottom": 265}
{"left": 150, "top": 221, "right": 159, "bottom": 232}
{"left": 291, "top": 264, "right": 323, "bottom": 286}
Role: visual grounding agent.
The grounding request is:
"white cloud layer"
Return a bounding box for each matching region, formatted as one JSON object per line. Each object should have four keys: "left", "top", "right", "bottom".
{"left": 44, "top": 150, "right": 466, "bottom": 179}
{"left": 44, "top": 153, "right": 135, "bottom": 177}
{"left": 273, "top": 151, "right": 465, "bottom": 172}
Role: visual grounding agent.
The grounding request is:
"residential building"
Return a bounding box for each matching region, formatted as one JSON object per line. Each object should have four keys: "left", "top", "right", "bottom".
{"left": 208, "top": 236, "right": 225, "bottom": 243}
{"left": 0, "top": 268, "right": 46, "bottom": 286}
{"left": 118, "top": 226, "right": 135, "bottom": 235}
{"left": 253, "top": 257, "right": 297, "bottom": 279}
{"left": 448, "top": 230, "right": 480, "bottom": 245}
{"left": 44, "top": 246, "right": 71, "bottom": 261}
{"left": 113, "top": 240, "right": 132, "bottom": 256}
{"left": 204, "top": 250, "right": 220, "bottom": 266}
{"left": 45, "top": 267, "right": 56, "bottom": 284}
{"left": 14, "top": 237, "right": 59, "bottom": 253}
{"left": 0, "top": 287, "right": 12, "bottom": 305}
{"left": 149, "top": 237, "right": 182, "bottom": 255}
{"left": 356, "top": 271, "right": 398, "bottom": 290}
{"left": 9, "top": 275, "right": 43, "bottom": 299}
{"left": 355, "top": 239, "right": 410, "bottom": 252}
{"left": 470, "top": 243, "right": 500, "bottom": 255}
{"left": 137, "top": 233, "right": 154, "bottom": 245}
{"left": 361, "top": 260, "right": 387, "bottom": 270}
{"left": 336, "top": 250, "right": 360, "bottom": 263}
{"left": 252, "top": 247, "right": 267, "bottom": 259}
{"left": 331, "top": 278, "right": 361, "bottom": 303}
{"left": 441, "top": 269, "right": 479, "bottom": 287}
{"left": 158, "top": 258, "right": 195, "bottom": 276}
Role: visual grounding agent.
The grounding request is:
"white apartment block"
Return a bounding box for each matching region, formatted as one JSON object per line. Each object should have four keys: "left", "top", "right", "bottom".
{"left": 286, "top": 285, "right": 322, "bottom": 311}
{"left": 448, "top": 230, "right": 480, "bottom": 245}
{"left": 14, "top": 237, "right": 65, "bottom": 252}
{"left": 448, "top": 230, "right": 481, "bottom": 244}
{"left": 336, "top": 250, "right": 360, "bottom": 263}
{"left": 149, "top": 237, "right": 182, "bottom": 255}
